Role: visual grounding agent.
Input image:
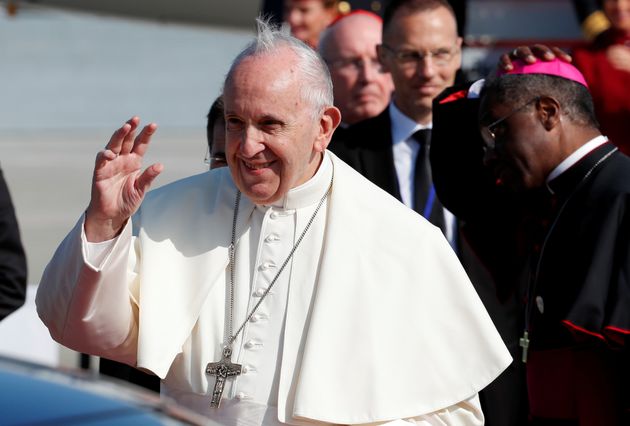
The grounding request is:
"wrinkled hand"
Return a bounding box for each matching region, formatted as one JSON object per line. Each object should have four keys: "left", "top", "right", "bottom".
{"left": 606, "top": 44, "right": 630, "bottom": 73}
{"left": 85, "top": 117, "right": 163, "bottom": 242}
{"left": 498, "top": 44, "right": 573, "bottom": 72}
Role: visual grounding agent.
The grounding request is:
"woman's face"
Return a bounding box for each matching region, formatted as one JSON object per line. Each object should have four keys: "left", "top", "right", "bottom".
{"left": 285, "top": 0, "right": 336, "bottom": 47}
{"left": 604, "top": 0, "right": 630, "bottom": 33}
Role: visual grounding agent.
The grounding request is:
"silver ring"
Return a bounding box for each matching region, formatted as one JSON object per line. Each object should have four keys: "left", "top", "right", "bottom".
{"left": 512, "top": 48, "right": 519, "bottom": 57}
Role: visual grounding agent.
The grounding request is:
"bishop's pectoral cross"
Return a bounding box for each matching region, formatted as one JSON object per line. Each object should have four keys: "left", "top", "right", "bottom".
{"left": 519, "top": 330, "right": 530, "bottom": 363}
{"left": 206, "top": 346, "right": 242, "bottom": 408}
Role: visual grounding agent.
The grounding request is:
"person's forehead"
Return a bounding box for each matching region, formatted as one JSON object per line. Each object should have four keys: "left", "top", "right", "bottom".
{"left": 224, "top": 53, "right": 305, "bottom": 114}
{"left": 332, "top": 16, "right": 381, "bottom": 53}
{"left": 479, "top": 93, "right": 508, "bottom": 119}
{"left": 226, "top": 75, "right": 296, "bottom": 103}
{"left": 229, "top": 51, "right": 297, "bottom": 89}
{"left": 384, "top": 7, "right": 458, "bottom": 47}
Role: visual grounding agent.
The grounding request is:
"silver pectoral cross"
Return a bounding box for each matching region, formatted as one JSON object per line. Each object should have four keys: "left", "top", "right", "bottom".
{"left": 519, "top": 330, "right": 530, "bottom": 363}
{"left": 206, "top": 346, "right": 242, "bottom": 408}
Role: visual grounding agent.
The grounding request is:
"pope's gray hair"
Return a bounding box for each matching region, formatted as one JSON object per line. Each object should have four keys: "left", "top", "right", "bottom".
{"left": 224, "top": 17, "right": 334, "bottom": 118}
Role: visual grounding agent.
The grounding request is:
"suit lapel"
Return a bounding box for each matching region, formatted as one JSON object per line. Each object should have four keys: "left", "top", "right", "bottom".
{"left": 355, "top": 108, "right": 402, "bottom": 201}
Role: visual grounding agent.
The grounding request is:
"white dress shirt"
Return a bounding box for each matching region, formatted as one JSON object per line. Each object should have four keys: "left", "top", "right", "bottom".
{"left": 389, "top": 102, "right": 456, "bottom": 245}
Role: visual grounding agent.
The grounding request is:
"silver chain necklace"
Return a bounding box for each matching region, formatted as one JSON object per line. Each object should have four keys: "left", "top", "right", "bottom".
{"left": 206, "top": 167, "right": 334, "bottom": 408}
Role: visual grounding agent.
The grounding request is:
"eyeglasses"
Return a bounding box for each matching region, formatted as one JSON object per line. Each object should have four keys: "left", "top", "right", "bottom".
{"left": 480, "top": 97, "right": 539, "bottom": 151}
{"left": 380, "top": 44, "right": 459, "bottom": 68}
{"left": 204, "top": 147, "right": 227, "bottom": 170}
{"left": 326, "top": 56, "right": 383, "bottom": 73}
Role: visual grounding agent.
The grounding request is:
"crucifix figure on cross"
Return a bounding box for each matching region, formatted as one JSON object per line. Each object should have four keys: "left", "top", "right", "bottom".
{"left": 206, "top": 346, "right": 242, "bottom": 408}
{"left": 519, "top": 330, "right": 530, "bottom": 363}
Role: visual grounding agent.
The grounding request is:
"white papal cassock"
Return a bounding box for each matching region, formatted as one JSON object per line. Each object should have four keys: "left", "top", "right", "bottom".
{"left": 36, "top": 151, "right": 511, "bottom": 425}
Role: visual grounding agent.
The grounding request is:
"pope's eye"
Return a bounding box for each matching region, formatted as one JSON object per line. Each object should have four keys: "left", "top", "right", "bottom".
{"left": 226, "top": 117, "right": 243, "bottom": 131}
{"left": 260, "top": 120, "right": 283, "bottom": 132}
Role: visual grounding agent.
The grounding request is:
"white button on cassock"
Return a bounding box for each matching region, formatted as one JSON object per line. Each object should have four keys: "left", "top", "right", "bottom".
{"left": 258, "top": 261, "right": 276, "bottom": 271}
{"left": 249, "top": 313, "right": 267, "bottom": 323}
{"left": 244, "top": 340, "right": 261, "bottom": 349}
{"left": 264, "top": 234, "right": 280, "bottom": 243}
{"left": 254, "top": 288, "right": 267, "bottom": 297}
{"left": 242, "top": 365, "right": 256, "bottom": 374}
{"left": 242, "top": 364, "right": 257, "bottom": 374}
{"left": 270, "top": 210, "right": 293, "bottom": 219}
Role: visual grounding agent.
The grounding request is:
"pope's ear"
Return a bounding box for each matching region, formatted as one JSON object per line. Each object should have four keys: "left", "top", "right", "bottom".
{"left": 315, "top": 106, "right": 341, "bottom": 152}
{"left": 536, "top": 96, "right": 561, "bottom": 131}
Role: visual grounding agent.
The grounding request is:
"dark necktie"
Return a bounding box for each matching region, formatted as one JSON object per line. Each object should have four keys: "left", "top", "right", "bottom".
{"left": 412, "top": 129, "right": 446, "bottom": 234}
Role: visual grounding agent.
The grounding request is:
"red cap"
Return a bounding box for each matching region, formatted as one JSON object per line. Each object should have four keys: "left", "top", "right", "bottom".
{"left": 329, "top": 9, "right": 382, "bottom": 27}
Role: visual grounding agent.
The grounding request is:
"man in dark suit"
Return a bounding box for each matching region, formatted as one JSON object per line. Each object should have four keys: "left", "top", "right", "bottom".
{"left": 330, "top": 0, "right": 460, "bottom": 242}
{"left": 0, "top": 168, "right": 27, "bottom": 322}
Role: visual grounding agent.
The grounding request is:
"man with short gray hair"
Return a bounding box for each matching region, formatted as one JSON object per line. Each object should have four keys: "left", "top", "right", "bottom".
{"left": 36, "top": 19, "right": 509, "bottom": 424}
{"left": 318, "top": 10, "right": 393, "bottom": 127}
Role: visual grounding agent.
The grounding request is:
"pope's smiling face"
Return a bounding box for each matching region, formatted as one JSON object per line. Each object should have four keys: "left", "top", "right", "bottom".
{"left": 223, "top": 48, "right": 329, "bottom": 204}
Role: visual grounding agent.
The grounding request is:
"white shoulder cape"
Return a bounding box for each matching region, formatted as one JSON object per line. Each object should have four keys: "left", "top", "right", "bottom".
{"left": 38, "top": 151, "right": 511, "bottom": 424}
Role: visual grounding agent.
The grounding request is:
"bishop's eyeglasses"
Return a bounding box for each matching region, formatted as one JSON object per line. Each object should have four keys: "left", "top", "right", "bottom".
{"left": 380, "top": 44, "right": 460, "bottom": 68}
{"left": 480, "top": 97, "right": 540, "bottom": 152}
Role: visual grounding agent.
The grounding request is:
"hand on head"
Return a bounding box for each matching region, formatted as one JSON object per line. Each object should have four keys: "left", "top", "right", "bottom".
{"left": 499, "top": 44, "right": 573, "bottom": 72}
{"left": 85, "top": 116, "right": 163, "bottom": 242}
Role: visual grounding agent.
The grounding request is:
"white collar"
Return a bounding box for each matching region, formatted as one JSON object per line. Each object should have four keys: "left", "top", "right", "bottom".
{"left": 388, "top": 101, "right": 431, "bottom": 145}
{"left": 546, "top": 135, "right": 608, "bottom": 188}
{"left": 262, "top": 151, "right": 333, "bottom": 211}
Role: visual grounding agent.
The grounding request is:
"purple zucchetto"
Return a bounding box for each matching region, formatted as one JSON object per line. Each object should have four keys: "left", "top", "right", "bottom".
{"left": 498, "top": 58, "right": 589, "bottom": 88}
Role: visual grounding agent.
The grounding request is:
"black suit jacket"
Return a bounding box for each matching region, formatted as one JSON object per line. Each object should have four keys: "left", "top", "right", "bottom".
{"left": 0, "top": 168, "right": 27, "bottom": 321}
{"left": 331, "top": 107, "right": 449, "bottom": 233}
{"left": 330, "top": 107, "right": 402, "bottom": 202}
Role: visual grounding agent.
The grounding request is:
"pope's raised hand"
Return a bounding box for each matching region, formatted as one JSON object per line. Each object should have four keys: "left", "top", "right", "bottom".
{"left": 85, "top": 117, "right": 163, "bottom": 242}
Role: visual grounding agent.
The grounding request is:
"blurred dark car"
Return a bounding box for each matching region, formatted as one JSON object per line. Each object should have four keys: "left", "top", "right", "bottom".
{"left": 0, "top": 355, "right": 209, "bottom": 425}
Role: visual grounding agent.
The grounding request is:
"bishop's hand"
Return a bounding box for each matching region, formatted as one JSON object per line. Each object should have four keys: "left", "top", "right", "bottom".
{"left": 499, "top": 44, "right": 573, "bottom": 71}
{"left": 85, "top": 116, "right": 163, "bottom": 242}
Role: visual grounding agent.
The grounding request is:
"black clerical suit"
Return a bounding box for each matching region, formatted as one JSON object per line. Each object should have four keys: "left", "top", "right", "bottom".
{"left": 0, "top": 168, "right": 27, "bottom": 322}
{"left": 431, "top": 84, "right": 629, "bottom": 425}
{"left": 330, "top": 104, "right": 526, "bottom": 426}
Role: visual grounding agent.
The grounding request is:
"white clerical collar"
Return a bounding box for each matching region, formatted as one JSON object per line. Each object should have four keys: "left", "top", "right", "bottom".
{"left": 546, "top": 135, "right": 608, "bottom": 191}
{"left": 389, "top": 101, "right": 432, "bottom": 145}
{"left": 266, "top": 151, "right": 333, "bottom": 211}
